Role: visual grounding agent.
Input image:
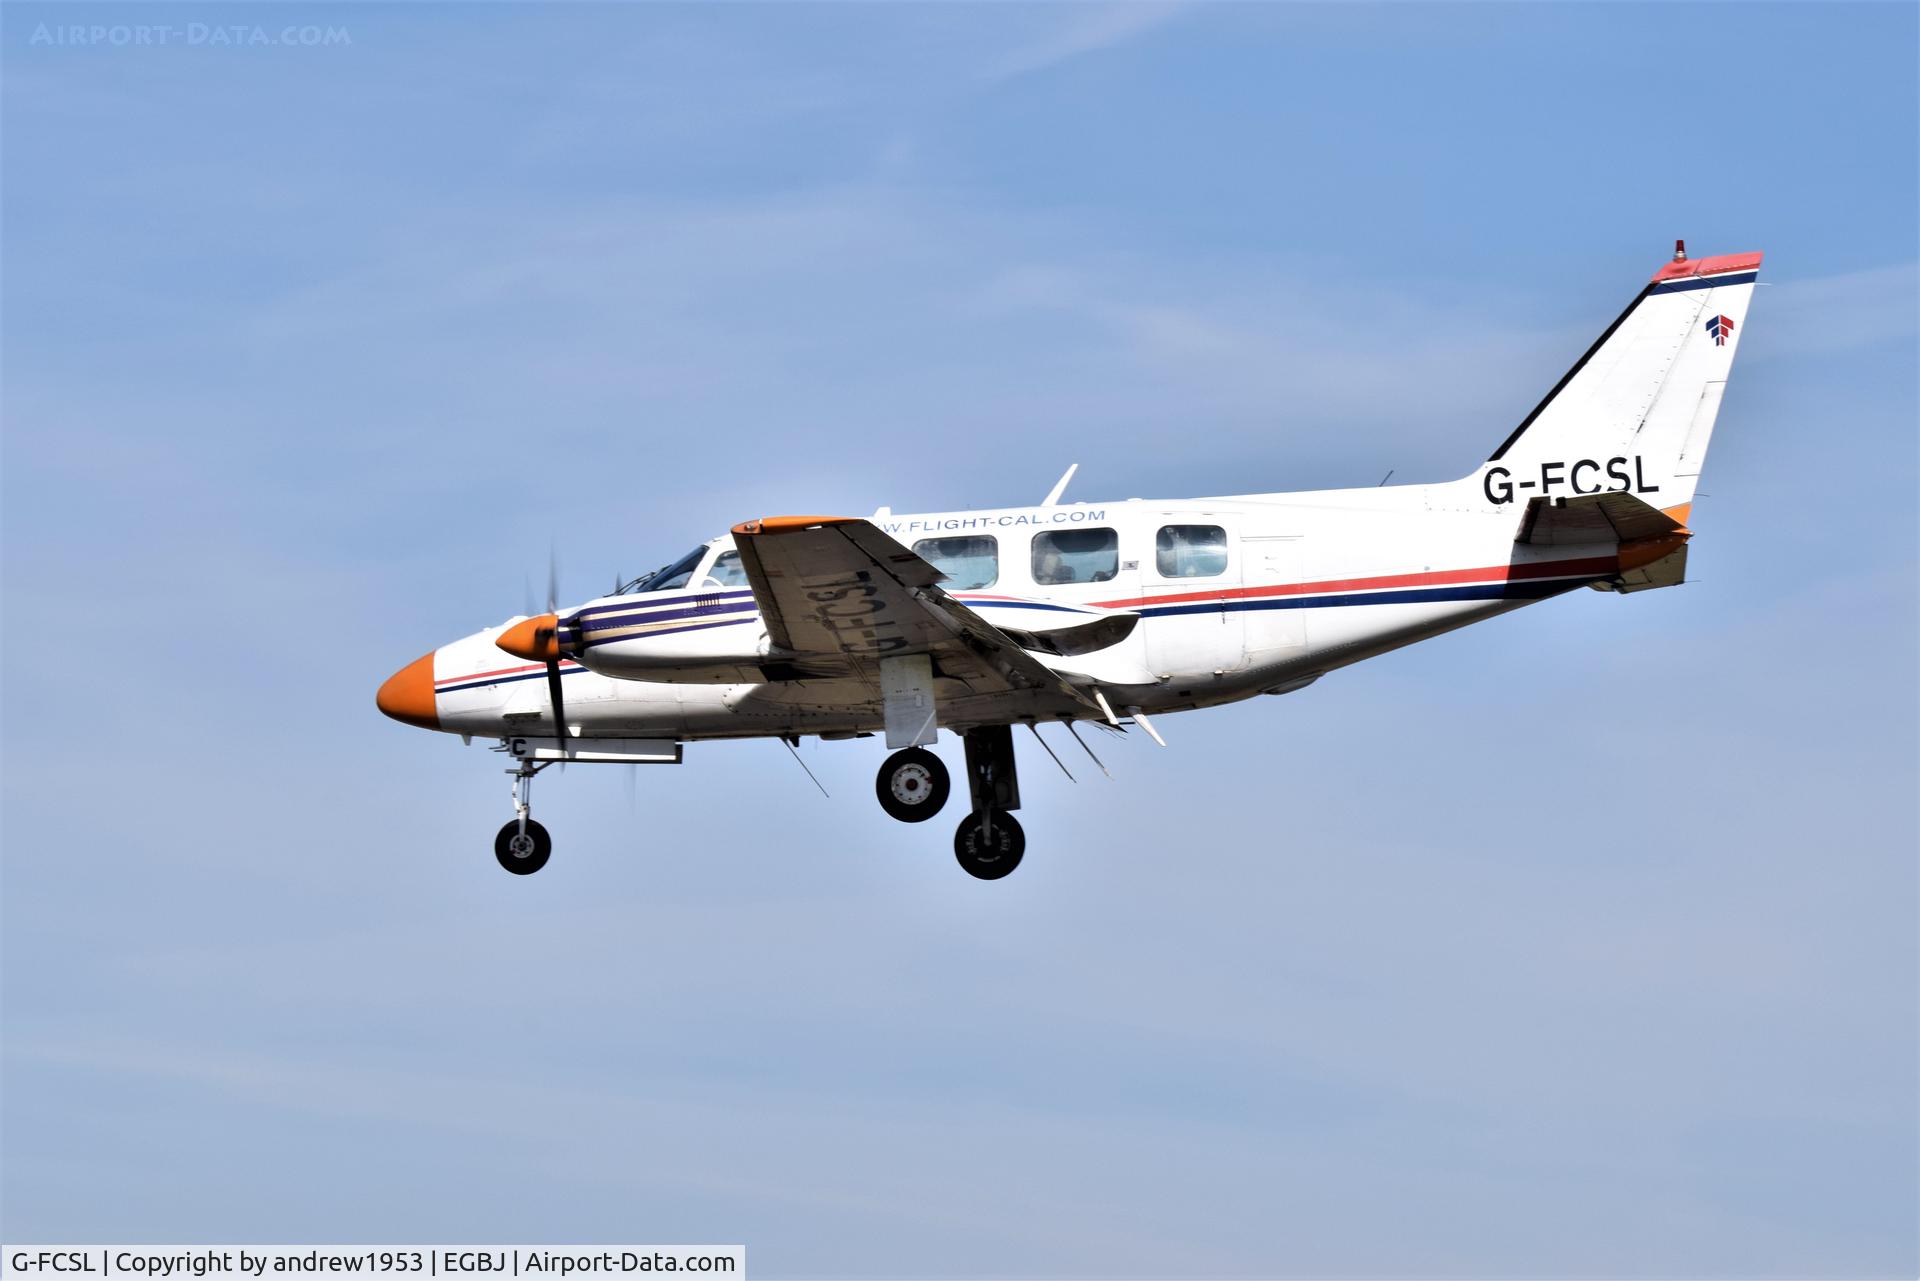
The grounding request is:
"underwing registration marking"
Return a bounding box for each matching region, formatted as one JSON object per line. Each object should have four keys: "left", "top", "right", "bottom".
{"left": 801, "top": 569, "right": 908, "bottom": 655}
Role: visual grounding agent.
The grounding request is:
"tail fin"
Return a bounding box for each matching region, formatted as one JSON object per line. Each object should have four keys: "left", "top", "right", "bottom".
{"left": 1469, "top": 247, "right": 1761, "bottom": 519}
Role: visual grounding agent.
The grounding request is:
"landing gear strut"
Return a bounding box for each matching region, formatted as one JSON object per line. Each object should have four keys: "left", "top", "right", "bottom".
{"left": 495, "top": 760, "right": 553, "bottom": 875}
{"left": 876, "top": 747, "right": 951, "bottom": 822}
{"left": 955, "top": 725, "right": 1025, "bottom": 879}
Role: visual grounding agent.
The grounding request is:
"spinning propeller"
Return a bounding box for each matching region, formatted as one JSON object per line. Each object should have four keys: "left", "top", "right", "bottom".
{"left": 495, "top": 551, "right": 572, "bottom": 746}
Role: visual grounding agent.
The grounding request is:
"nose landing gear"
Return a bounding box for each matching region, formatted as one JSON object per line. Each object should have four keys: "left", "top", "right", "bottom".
{"left": 495, "top": 818, "right": 552, "bottom": 874}
{"left": 495, "top": 760, "right": 554, "bottom": 875}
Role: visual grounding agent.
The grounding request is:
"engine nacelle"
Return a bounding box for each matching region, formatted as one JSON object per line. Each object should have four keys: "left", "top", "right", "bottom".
{"left": 568, "top": 590, "right": 774, "bottom": 684}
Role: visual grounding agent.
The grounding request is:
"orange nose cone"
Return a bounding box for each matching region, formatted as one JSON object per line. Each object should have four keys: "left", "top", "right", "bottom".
{"left": 376, "top": 652, "right": 440, "bottom": 730}
{"left": 496, "top": 613, "right": 561, "bottom": 662}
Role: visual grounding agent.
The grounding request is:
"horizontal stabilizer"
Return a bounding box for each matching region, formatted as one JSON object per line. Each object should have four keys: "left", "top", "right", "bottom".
{"left": 1516, "top": 491, "right": 1685, "bottom": 546}
{"left": 1615, "top": 543, "right": 1688, "bottom": 593}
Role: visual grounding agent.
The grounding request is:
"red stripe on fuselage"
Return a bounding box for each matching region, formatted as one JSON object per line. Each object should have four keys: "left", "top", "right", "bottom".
{"left": 434, "top": 658, "right": 584, "bottom": 689}
{"left": 434, "top": 558, "right": 1617, "bottom": 689}
{"left": 1090, "top": 554, "right": 1618, "bottom": 611}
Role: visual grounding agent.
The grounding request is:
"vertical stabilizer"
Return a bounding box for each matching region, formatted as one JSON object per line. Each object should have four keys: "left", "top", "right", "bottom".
{"left": 1469, "top": 249, "right": 1761, "bottom": 516}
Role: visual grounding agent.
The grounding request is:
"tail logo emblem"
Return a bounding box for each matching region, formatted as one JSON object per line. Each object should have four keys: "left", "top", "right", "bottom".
{"left": 1705, "top": 314, "right": 1735, "bottom": 346}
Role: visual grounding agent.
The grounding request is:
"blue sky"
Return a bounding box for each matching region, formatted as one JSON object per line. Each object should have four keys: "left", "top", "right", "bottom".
{"left": 3, "top": 3, "right": 1915, "bottom": 1276}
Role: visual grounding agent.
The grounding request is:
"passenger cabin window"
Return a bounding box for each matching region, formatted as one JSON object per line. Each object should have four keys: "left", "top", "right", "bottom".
{"left": 1156, "top": 525, "right": 1229, "bottom": 578}
{"left": 1031, "top": 528, "right": 1119, "bottom": 585}
{"left": 913, "top": 536, "right": 998, "bottom": 590}
{"left": 702, "top": 551, "right": 749, "bottom": 588}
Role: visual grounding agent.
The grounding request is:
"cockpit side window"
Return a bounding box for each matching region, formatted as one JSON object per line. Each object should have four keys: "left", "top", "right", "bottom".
{"left": 628, "top": 546, "right": 706, "bottom": 593}
{"left": 702, "top": 551, "right": 750, "bottom": 588}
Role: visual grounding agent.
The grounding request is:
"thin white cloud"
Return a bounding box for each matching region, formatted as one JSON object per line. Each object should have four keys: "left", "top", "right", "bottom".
{"left": 986, "top": 2, "right": 1191, "bottom": 81}
{"left": 1744, "top": 261, "right": 1919, "bottom": 358}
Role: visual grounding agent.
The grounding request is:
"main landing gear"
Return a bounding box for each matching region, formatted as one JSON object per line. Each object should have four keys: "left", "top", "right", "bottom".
{"left": 875, "top": 728, "right": 1027, "bottom": 877}
{"left": 953, "top": 725, "right": 1025, "bottom": 879}
{"left": 495, "top": 759, "right": 553, "bottom": 875}
{"left": 954, "top": 809, "right": 1024, "bottom": 880}
{"left": 876, "top": 747, "right": 951, "bottom": 822}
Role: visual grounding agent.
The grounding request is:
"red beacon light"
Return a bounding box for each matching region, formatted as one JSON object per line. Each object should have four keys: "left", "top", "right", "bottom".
{"left": 1673, "top": 238, "right": 1688, "bottom": 262}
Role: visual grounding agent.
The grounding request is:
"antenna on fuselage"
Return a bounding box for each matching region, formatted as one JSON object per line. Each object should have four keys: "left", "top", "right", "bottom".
{"left": 780, "top": 735, "right": 830, "bottom": 798}
{"left": 1040, "top": 463, "right": 1079, "bottom": 507}
{"left": 1025, "top": 722, "right": 1075, "bottom": 783}
{"left": 1059, "top": 718, "right": 1113, "bottom": 780}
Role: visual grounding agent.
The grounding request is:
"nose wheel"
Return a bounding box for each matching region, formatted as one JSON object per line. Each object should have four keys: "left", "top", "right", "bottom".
{"left": 495, "top": 818, "right": 552, "bottom": 874}
{"left": 495, "top": 760, "right": 555, "bottom": 875}
{"left": 876, "top": 747, "right": 951, "bottom": 822}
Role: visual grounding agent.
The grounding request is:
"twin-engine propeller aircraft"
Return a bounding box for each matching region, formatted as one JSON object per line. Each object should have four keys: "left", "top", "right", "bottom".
{"left": 379, "top": 244, "right": 1760, "bottom": 879}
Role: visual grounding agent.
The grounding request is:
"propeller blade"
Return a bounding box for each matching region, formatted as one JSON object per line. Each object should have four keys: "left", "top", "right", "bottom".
{"left": 505, "top": 551, "right": 569, "bottom": 748}
{"left": 544, "top": 657, "right": 568, "bottom": 747}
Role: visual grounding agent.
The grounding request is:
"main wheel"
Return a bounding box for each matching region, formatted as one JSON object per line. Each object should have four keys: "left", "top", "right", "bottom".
{"left": 494, "top": 819, "right": 552, "bottom": 875}
{"left": 953, "top": 810, "right": 1025, "bottom": 880}
{"left": 876, "top": 747, "right": 951, "bottom": 823}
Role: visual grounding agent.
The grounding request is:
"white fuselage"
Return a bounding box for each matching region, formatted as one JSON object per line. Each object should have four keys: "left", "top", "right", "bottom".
{"left": 426, "top": 474, "right": 1639, "bottom": 743}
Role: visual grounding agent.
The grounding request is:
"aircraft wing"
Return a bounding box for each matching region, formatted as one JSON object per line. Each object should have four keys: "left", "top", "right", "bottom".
{"left": 1514, "top": 491, "right": 1686, "bottom": 545}
{"left": 729, "top": 516, "right": 1100, "bottom": 709}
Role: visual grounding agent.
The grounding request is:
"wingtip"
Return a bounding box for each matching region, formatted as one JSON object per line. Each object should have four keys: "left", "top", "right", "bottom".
{"left": 731, "top": 515, "right": 856, "bottom": 536}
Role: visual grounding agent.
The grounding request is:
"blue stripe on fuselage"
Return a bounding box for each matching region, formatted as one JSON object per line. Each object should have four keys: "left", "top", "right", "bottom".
{"left": 1140, "top": 578, "right": 1584, "bottom": 618}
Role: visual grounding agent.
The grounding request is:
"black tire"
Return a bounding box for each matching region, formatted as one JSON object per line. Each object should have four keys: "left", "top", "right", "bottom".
{"left": 494, "top": 819, "right": 552, "bottom": 875}
{"left": 876, "top": 747, "right": 951, "bottom": 823}
{"left": 953, "top": 810, "right": 1025, "bottom": 880}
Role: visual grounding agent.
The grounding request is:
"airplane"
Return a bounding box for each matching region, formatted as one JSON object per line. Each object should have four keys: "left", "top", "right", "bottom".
{"left": 378, "top": 243, "right": 1760, "bottom": 880}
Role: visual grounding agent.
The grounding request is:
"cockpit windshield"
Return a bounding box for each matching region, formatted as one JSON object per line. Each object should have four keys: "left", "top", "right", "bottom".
{"left": 621, "top": 546, "right": 707, "bottom": 594}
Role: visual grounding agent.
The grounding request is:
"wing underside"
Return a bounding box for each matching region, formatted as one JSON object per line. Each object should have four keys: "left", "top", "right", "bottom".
{"left": 729, "top": 516, "right": 1101, "bottom": 718}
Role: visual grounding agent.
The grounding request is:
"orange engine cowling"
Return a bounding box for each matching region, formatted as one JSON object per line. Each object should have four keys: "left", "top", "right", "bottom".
{"left": 495, "top": 613, "right": 569, "bottom": 662}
